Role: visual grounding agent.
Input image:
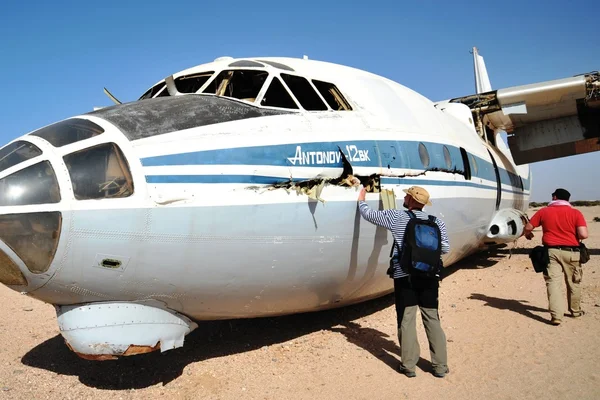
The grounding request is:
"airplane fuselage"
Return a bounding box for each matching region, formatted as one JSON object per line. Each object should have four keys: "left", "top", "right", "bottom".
{"left": 0, "top": 57, "right": 530, "bottom": 358}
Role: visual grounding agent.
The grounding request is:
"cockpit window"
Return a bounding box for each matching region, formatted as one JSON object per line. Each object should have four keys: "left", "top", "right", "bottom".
{"left": 175, "top": 72, "right": 214, "bottom": 94}
{"left": 203, "top": 70, "right": 268, "bottom": 103}
{"left": 312, "top": 80, "right": 352, "bottom": 110}
{"left": 63, "top": 143, "right": 133, "bottom": 200}
{"left": 281, "top": 74, "right": 328, "bottom": 111}
{"left": 29, "top": 118, "right": 104, "bottom": 147}
{"left": 139, "top": 72, "right": 215, "bottom": 100}
{"left": 261, "top": 77, "right": 299, "bottom": 109}
{"left": 139, "top": 82, "right": 167, "bottom": 100}
{"left": 228, "top": 60, "right": 264, "bottom": 68}
{"left": 257, "top": 60, "right": 294, "bottom": 71}
{"left": 0, "top": 161, "right": 60, "bottom": 206}
{"left": 0, "top": 141, "right": 42, "bottom": 174}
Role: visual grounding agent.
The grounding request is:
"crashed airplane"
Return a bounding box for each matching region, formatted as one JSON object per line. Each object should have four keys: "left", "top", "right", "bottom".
{"left": 0, "top": 49, "right": 598, "bottom": 360}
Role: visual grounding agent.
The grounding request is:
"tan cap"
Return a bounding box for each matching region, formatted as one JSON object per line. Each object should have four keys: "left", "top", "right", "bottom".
{"left": 402, "top": 186, "right": 432, "bottom": 206}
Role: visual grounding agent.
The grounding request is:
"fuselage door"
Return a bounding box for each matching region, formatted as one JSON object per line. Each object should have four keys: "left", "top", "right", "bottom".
{"left": 487, "top": 149, "right": 502, "bottom": 210}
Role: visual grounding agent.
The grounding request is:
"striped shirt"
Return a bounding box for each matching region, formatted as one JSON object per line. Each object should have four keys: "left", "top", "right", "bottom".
{"left": 358, "top": 201, "right": 450, "bottom": 278}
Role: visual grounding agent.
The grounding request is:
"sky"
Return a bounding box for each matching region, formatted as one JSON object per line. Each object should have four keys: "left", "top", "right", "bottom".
{"left": 0, "top": 0, "right": 598, "bottom": 201}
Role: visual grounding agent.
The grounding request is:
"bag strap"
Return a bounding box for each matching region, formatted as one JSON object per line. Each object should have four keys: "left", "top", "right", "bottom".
{"left": 389, "top": 239, "right": 403, "bottom": 257}
{"left": 390, "top": 211, "right": 414, "bottom": 257}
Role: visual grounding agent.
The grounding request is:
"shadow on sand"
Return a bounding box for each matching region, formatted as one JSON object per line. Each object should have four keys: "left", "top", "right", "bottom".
{"left": 24, "top": 242, "right": 577, "bottom": 389}
{"left": 329, "top": 321, "right": 433, "bottom": 374}
{"left": 468, "top": 293, "right": 550, "bottom": 324}
{"left": 22, "top": 294, "right": 395, "bottom": 390}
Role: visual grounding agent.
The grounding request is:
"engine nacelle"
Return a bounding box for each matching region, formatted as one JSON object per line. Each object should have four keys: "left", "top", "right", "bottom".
{"left": 485, "top": 208, "right": 529, "bottom": 244}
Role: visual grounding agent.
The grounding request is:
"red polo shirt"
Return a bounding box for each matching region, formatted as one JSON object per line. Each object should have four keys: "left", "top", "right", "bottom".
{"left": 529, "top": 204, "right": 587, "bottom": 246}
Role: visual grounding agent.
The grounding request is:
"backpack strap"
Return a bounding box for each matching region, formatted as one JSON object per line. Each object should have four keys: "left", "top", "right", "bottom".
{"left": 428, "top": 215, "right": 436, "bottom": 223}
{"left": 390, "top": 211, "right": 415, "bottom": 258}
{"left": 389, "top": 239, "right": 403, "bottom": 257}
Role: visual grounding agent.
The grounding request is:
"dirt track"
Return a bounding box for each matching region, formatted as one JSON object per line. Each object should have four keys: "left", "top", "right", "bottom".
{"left": 1, "top": 207, "right": 599, "bottom": 400}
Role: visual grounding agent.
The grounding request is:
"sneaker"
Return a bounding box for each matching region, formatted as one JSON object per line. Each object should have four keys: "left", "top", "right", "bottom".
{"left": 433, "top": 367, "right": 450, "bottom": 378}
{"left": 397, "top": 364, "right": 416, "bottom": 378}
{"left": 550, "top": 318, "right": 562, "bottom": 326}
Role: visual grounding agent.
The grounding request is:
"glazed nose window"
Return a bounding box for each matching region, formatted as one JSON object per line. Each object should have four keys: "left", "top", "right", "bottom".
{"left": 0, "top": 141, "right": 42, "bottom": 174}
{"left": 28, "top": 118, "right": 104, "bottom": 147}
{"left": 0, "top": 212, "right": 62, "bottom": 274}
{"left": 0, "top": 248, "right": 27, "bottom": 286}
{"left": 0, "top": 161, "right": 61, "bottom": 206}
{"left": 63, "top": 142, "right": 134, "bottom": 200}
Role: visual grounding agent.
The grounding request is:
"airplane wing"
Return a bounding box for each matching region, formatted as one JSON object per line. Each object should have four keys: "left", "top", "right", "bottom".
{"left": 450, "top": 48, "right": 600, "bottom": 165}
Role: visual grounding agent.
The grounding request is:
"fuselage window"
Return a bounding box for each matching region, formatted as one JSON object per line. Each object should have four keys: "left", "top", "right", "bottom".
{"left": 139, "top": 82, "right": 167, "bottom": 100}
{"left": 459, "top": 147, "right": 472, "bottom": 180}
{"left": 261, "top": 77, "right": 299, "bottom": 109}
{"left": 418, "top": 143, "right": 430, "bottom": 168}
{"left": 0, "top": 141, "right": 42, "bottom": 174}
{"left": 312, "top": 80, "right": 352, "bottom": 110}
{"left": 203, "top": 70, "right": 268, "bottom": 103}
{"left": 280, "top": 74, "right": 328, "bottom": 111}
{"left": 175, "top": 72, "right": 214, "bottom": 94}
{"left": 29, "top": 118, "right": 104, "bottom": 148}
{"left": 443, "top": 146, "right": 452, "bottom": 169}
{"left": 0, "top": 161, "right": 60, "bottom": 206}
{"left": 470, "top": 154, "right": 479, "bottom": 176}
{"left": 63, "top": 143, "right": 134, "bottom": 200}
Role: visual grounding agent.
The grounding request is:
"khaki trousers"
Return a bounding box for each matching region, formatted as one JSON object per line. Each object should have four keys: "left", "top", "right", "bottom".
{"left": 544, "top": 248, "right": 583, "bottom": 320}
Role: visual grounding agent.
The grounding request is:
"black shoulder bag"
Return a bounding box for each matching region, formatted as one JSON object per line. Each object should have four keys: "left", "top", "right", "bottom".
{"left": 580, "top": 242, "right": 590, "bottom": 264}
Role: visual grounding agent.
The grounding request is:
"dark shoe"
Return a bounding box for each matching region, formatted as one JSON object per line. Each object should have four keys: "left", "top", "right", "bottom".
{"left": 433, "top": 367, "right": 450, "bottom": 378}
{"left": 550, "top": 318, "right": 562, "bottom": 326}
{"left": 397, "top": 364, "right": 416, "bottom": 378}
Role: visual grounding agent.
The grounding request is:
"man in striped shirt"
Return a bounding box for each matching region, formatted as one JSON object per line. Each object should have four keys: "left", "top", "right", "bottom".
{"left": 357, "top": 185, "right": 450, "bottom": 378}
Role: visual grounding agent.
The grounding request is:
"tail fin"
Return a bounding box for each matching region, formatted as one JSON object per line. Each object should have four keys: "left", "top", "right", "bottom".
{"left": 472, "top": 47, "right": 492, "bottom": 93}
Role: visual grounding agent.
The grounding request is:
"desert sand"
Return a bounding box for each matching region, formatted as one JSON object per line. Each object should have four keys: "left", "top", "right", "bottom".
{"left": 0, "top": 206, "right": 599, "bottom": 400}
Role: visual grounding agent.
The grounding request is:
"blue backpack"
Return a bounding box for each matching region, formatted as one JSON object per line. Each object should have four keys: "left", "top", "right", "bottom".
{"left": 390, "top": 211, "right": 443, "bottom": 278}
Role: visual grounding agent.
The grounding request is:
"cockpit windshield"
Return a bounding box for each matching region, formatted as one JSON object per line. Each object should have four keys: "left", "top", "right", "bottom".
{"left": 136, "top": 64, "right": 353, "bottom": 111}
{"left": 139, "top": 72, "right": 215, "bottom": 100}
{"left": 203, "top": 70, "right": 268, "bottom": 103}
{"left": 28, "top": 118, "right": 104, "bottom": 147}
{"left": 0, "top": 141, "right": 42, "bottom": 174}
{"left": 0, "top": 161, "right": 60, "bottom": 206}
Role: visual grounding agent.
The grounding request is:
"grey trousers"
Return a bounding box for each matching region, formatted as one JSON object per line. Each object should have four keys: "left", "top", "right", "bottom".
{"left": 394, "top": 277, "right": 448, "bottom": 373}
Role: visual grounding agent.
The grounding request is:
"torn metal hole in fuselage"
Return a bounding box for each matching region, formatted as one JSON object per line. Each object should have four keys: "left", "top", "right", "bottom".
{"left": 247, "top": 147, "right": 465, "bottom": 203}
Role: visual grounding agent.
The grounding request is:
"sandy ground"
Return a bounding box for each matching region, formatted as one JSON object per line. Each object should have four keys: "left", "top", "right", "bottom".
{"left": 1, "top": 206, "right": 599, "bottom": 400}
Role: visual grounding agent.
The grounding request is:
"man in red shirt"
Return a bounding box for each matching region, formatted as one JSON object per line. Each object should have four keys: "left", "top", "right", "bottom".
{"left": 524, "top": 188, "right": 589, "bottom": 325}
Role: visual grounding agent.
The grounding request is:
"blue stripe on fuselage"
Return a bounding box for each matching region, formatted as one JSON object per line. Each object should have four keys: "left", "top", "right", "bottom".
{"left": 140, "top": 140, "right": 530, "bottom": 191}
